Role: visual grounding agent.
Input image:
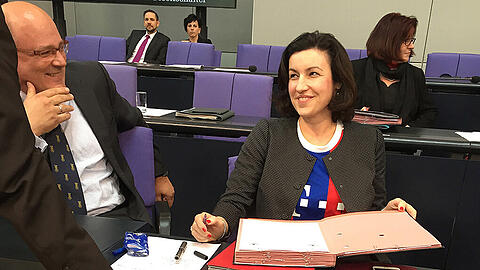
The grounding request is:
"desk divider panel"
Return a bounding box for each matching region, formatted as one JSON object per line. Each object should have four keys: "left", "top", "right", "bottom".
{"left": 385, "top": 153, "right": 467, "bottom": 269}
{"left": 445, "top": 160, "right": 480, "bottom": 269}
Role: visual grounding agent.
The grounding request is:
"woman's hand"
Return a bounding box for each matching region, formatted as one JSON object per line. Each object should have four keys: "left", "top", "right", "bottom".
{"left": 191, "top": 212, "right": 228, "bottom": 242}
{"left": 383, "top": 198, "right": 417, "bottom": 219}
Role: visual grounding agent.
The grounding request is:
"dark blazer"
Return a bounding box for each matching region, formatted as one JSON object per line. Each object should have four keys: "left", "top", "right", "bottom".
{"left": 65, "top": 60, "right": 168, "bottom": 225}
{"left": 126, "top": 30, "right": 170, "bottom": 64}
{"left": 0, "top": 11, "right": 110, "bottom": 270}
{"left": 352, "top": 57, "right": 438, "bottom": 127}
{"left": 213, "top": 118, "right": 386, "bottom": 233}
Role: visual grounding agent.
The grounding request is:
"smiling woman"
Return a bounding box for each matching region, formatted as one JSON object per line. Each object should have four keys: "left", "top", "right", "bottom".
{"left": 352, "top": 12, "right": 438, "bottom": 127}
{"left": 190, "top": 32, "right": 417, "bottom": 263}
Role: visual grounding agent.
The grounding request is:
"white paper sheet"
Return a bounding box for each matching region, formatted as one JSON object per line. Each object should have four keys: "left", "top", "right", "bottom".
{"left": 111, "top": 237, "right": 220, "bottom": 270}
{"left": 456, "top": 131, "right": 480, "bottom": 142}
{"left": 143, "top": 108, "right": 176, "bottom": 117}
{"left": 237, "top": 219, "right": 329, "bottom": 252}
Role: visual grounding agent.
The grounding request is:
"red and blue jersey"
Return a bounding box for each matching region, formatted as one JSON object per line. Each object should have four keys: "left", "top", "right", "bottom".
{"left": 292, "top": 121, "right": 346, "bottom": 220}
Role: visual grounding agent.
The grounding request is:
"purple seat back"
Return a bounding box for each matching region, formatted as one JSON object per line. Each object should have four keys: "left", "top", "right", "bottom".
{"left": 65, "top": 36, "right": 76, "bottom": 60}
{"left": 188, "top": 43, "right": 215, "bottom": 66}
{"left": 360, "top": 49, "right": 368, "bottom": 58}
{"left": 67, "top": 35, "right": 101, "bottom": 61}
{"left": 118, "top": 127, "right": 155, "bottom": 218}
{"left": 456, "top": 54, "right": 480, "bottom": 78}
{"left": 193, "top": 71, "right": 234, "bottom": 108}
{"left": 214, "top": 50, "right": 222, "bottom": 67}
{"left": 346, "top": 49, "right": 362, "bottom": 60}
{"left": 267, "top": 46, "right": 286, "bottom": 73}
{"left": 425, "top": 53, "right": 460, "bottom": 77}
{"left": 236, "top": 44, "right": 270, "bottom": 72}
{"left": 231, "top": 73, "right": 273, "bottom": 117}
{"left": 99, "top": 36, "right": 126, "bottom": 62}
{"left": 166, "top": 41, "right": 191, "bottom": 65}
{"left": 103, "top": 64, "right": 137, "bottom": 106}
{"left": 227, "top": 156, "right": 238, "bottom": 177}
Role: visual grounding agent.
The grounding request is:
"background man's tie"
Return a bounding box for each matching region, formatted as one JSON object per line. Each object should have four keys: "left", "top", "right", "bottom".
{"left": 132, "top": 35, "right": 150, "bottom": 63}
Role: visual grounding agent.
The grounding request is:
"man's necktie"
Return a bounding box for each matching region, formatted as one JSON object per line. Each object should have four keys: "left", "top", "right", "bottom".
{"left": 132, "top": 35, "right": 150, "bottom": 63}
{"left": 43, "top": 126, "right": 87, "bottom": 214}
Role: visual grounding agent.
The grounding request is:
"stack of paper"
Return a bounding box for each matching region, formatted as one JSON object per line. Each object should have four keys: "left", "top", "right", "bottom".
{"left": 234, "top": 211, "right": 441, "bottom": 267}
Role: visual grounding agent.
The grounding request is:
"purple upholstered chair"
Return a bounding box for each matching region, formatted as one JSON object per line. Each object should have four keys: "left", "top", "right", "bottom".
{"left": 456, "top": 54, "right": 480, "bottom": 78}
{"left": 346, "top": 49, "right": 362, "bottom": 60}
{"left": 227, "top": 155, "right": 238, "bottom": 177}
{"left": 236, "top": 44, "right": 270, "bottom": 72}
{"left": 67, "top": 35, "right": 101, "bottom": 61}
{"left": 214, "top": 50, "right": 222, "bottom": 67}
{"left": 188, "top": 43, "right": 215, "bottom": 66}
{"left": 118, "top": 127, "right": 156, "bottom": 219}
{"left": 65, "top": 36, "right": 76, "bottom": 60}
{"left": 425, "top": 53, "right": 460, "bottom": 77}
{"left": 360, "top": 49, "right": 368, "bottom": 58}
{"left": 99, "top": 36, "right": 126, "bottom": 62}
{"left": 230, "top": 73, "right": 273, "bottom": 117}
{"left": 165, "top": 41, "right": 191, "bottom": 65}
{"left": 193, "top": 71, "right": 234, "bottom": 108}
{"left": 267, "top": 45, "right": 286, "bottom": 73}
{"left": 102, "top": 64, "right": 137, "bottom": 106}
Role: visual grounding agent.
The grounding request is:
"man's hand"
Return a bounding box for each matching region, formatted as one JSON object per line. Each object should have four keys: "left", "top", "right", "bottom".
{"left": 155, "top": 176, "right": 175, "bottom": 207}
{"left": 23, "top": 82, "right": 74, "bottom": 136}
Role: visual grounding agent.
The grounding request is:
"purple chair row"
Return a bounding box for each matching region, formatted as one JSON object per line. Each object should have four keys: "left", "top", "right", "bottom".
{"left": 346, "top": 49, "right": 368, "bottom": 60}
{"left": 236, "top": 44, "right": 286, "bottom": 73}
{"left": 66, "top": 35, "right": 126, "bottom": 62}
{"left": 103, "top": 64, "right": 170, "bottom": 233}
{"left": 425, "top": 53, "right": 480, "bottom": 78}
{"left": 166, "top": 41, "right": 221, "bottom": 67}
{"left": 193, "top": 71, "right": 273, "bottom": 118}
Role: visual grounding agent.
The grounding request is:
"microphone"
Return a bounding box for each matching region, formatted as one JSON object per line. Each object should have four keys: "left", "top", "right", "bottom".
{"left": 426, "top": 76, "right": 480, "bottom": 84}
{"left": 471, "top": 76, "right": 480, "bottom": 83}
{"left": 248, "top": 65, "right": 257, "bottom": 72}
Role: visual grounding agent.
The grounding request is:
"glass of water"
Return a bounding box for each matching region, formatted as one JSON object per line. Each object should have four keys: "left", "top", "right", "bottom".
{"left": 136, "top": 91, "right": 147, "bottom": 113}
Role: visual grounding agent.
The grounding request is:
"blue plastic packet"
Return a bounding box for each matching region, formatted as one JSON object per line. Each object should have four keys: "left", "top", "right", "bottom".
{"left": 124, "top": 232, "right": 149, "bottom": 257}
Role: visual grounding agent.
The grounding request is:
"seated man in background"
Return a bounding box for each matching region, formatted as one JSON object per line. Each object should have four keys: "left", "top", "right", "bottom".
{"left": 5, "top": 1, "right": 175, "bottom": 226}
{"left": 0, "top": 4, "right": 110, "bottom": 269}
{"left": 182, "top": 14, "right": 212, "bottom": 44}
{"left": 126, "top": 9, "right": 170, "bottom": 64}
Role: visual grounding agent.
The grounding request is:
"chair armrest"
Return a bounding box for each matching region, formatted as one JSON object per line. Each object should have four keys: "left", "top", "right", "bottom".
{"left": 155, "top": 201, "right": 171, "bottom": 236}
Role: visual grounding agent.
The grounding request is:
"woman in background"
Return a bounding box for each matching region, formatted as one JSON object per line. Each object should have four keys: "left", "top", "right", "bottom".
{"left": 182, "top": 14, "right": 212, "bottom": 44}
{"left": 352, "top": 12, "right": 437, "bottom": 127}
{"left": 191, "top": 31, "right": 416, "bottom": 244}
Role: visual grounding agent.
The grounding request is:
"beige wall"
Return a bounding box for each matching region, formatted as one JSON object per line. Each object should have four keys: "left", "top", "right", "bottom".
{"left": 252, "top": 0, "right": 479, "bottom": 68}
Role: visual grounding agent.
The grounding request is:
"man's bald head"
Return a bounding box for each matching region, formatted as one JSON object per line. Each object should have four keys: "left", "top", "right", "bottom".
{"left": 2, "top": 1, "right": 67, "bottom": 92}
{"left": 2, "top": 1, "right": 60, "bottom": 46}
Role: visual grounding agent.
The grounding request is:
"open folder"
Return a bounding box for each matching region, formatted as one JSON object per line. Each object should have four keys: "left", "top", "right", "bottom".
{"left": 234, "top": 211, "right": 442, "bottom": 267}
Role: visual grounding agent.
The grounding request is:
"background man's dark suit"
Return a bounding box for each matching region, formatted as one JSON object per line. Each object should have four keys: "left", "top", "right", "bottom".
{"left": 126, "top": 30, "right": 170, "bottom": 64}
{"left": 0, "top": 9, "right": 110, "bottom": 270}
{"left": 65, "top": 60, "right": 168, "bottom": 225}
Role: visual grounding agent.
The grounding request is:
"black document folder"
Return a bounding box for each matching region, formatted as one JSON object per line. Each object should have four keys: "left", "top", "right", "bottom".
{"left": 175, "top": 107, "right": 235, "bottom": 121}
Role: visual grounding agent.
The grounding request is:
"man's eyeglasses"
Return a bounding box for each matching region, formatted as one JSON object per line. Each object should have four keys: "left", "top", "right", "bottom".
{"left": 17, "top": 40, "right": 69, "bottom": 58}
{"left": 403, "top": 38, "right": 416, "bottom": 46}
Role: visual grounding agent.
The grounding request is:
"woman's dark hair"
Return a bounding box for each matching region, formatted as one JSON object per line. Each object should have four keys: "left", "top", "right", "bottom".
{"left": 366, "top": 12, "right": 418, "bottom": 63}
{"left": 276, "top": 31, "right": 356, "bottom": 122}
{"left": 184, "top": 14, "right": 202, "bottom": 32}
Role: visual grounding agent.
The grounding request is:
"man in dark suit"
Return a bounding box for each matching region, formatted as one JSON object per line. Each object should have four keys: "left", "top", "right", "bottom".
{"left": 5, "top": 1, "right": 174, "bottom": 225}
{"left": 126, "top": 9, "right": 170, "bottom": 64}
{"left": 0, "top": 3, "right": 110, "bottom": 269}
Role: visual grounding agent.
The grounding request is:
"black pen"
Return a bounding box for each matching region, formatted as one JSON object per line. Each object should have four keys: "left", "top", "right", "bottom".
{"left": 175, "top": 241, "right": 187, "bottom": 260}
{"left": 194, "top": 250, "right": 208, "bottom": 260}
